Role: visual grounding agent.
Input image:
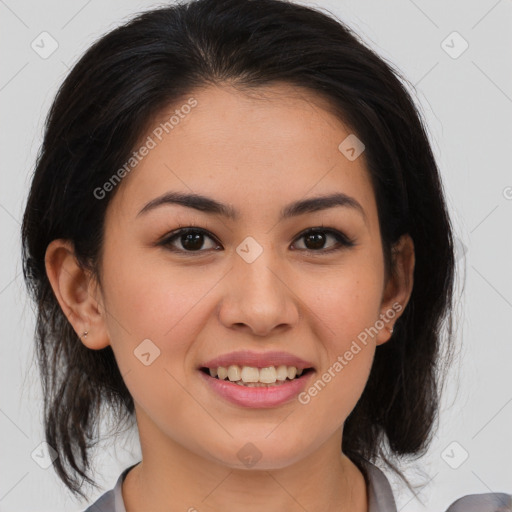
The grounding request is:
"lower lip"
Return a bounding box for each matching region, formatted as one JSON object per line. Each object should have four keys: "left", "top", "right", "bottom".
{"left": 198, "top": 370, "right": 314, "bottom": 408}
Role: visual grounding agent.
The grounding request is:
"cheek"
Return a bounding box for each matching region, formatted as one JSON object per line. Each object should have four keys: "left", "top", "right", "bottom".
{"left": 299, "top": 315, "right": 376, "bottom": 433}
{"left": 305, "top": 261, "right": 384, "bottom": 347}
{"left": 296, "top": 330, "right": 376, "bottom": 445}
{"left": 99, "top": 254, "right": 210, "bottom": 419}
{"left": 296, "top": 257, "right": 382, "bottom": 413}
{"left": 102, "top": 244, "right": 212, "bottom": 338}
{"left": 100, "top": 248, "right": 234, "bottom": 399}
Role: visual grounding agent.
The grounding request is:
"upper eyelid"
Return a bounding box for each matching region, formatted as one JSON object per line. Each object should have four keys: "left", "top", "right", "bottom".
{"left": 159, "top": 226, "right": 353, "bottom": 250}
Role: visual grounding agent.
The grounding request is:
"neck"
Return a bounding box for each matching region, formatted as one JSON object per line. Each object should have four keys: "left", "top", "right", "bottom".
{"left": 122, "top": 409, "right": 368, "bottom": 512}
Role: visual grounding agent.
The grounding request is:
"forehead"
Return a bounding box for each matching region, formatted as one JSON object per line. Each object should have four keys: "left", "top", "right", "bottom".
{"left": 107, "top": 83, "right": 377, "bottom": 227}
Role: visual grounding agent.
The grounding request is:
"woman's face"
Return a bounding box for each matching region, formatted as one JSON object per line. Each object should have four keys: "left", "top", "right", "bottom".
{"left": 76, "top": 83, "right": 413, "bottom": 469}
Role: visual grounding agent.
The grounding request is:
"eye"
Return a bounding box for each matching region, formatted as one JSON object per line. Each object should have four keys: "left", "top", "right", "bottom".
{"left": 291, "top": 227, "right": 356, "bottom": 254}
{"left": 159, "top": 227, "right": 221, "bottom": 253}
{"left": 158, "top": 226, "right": 356, "bottom": 255}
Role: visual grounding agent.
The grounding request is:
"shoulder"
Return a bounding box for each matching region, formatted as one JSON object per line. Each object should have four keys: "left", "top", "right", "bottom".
{"left": 362, "top": 461, "right": 397, "bottom": 511}
{"left": 444, "top": 493, "right": 512, "bottom": 512}
{"left": 358, "top": 459, "right": 511, "bottom": 512}
{"left": 82, "top": 487, "right": 117, "bottom": 512}
{"left": 82, "top": 462, "right": 140, "bottom": 512}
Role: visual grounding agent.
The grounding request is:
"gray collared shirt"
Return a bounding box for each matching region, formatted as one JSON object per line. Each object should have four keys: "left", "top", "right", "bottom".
{"left": 83, "top": 461, "right": 511, "bottom": 512}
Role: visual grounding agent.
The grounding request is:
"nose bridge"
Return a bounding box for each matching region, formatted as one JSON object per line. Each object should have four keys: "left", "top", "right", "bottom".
{"left": 219, "top": 234, "right": 299, "bottom": 335}
{"left": 235, "top": 234, "right": 286, "bottom": 300}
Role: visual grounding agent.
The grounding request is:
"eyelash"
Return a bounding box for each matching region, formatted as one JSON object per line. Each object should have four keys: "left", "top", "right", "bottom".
{"left": 157, "top": 226, "right": 356, "bottom": 256}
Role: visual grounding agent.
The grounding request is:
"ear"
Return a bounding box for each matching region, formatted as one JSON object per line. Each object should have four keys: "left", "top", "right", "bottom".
{"left": 44, "top": 239, "right": 110, "bottom": 350}
{"left": 375, "top": 234, "right": 415, "bottom": 346}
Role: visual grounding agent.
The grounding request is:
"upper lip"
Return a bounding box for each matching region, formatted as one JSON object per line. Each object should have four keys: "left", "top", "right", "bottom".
{"left": 200, "top": 350, "right": 315, "bottom": 370}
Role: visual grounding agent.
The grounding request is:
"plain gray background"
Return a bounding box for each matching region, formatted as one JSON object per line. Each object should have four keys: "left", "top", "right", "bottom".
{"left": 1, "top": 0, "right": 511, "bottom": 510}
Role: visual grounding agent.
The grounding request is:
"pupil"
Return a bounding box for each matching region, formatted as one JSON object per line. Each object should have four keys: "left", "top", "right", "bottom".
{"left": 182, "top": 232, "right": 203, "bottom": 251}
{"left": 305, "top": 232, "right": 325, "bottom": 250}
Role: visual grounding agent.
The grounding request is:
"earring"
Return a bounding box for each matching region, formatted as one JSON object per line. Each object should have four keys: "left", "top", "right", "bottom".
{"left": 389, "top": 326, "right": 394, "bottom": 335}
{"left": 80, "top": 331, "right": 89, "bottom": 339}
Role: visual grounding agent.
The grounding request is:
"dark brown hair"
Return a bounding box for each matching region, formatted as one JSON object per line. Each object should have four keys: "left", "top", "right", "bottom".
{"left": 21, "top": 0, "right": 456, "bottom": 499}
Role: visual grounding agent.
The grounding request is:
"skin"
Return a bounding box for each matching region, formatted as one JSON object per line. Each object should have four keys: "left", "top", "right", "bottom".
{"left": 45, "top": 83, "right": 415, "bottom": 512}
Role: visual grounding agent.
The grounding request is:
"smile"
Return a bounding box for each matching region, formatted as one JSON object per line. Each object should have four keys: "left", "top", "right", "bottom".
{"left": 201, "top": 364, "right": 312, "bottom": 385}
{"left": 198, "top": 365, "right": 315, "bottom": 408}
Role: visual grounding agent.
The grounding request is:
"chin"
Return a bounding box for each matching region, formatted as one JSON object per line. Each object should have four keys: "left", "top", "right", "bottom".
{"left": 201, "top": 437, "right": 313, "bottom": 472}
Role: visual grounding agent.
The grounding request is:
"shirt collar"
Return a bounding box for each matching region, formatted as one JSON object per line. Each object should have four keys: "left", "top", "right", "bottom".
{"left": 111, "top": 459, "right": 397, "bottom": 512}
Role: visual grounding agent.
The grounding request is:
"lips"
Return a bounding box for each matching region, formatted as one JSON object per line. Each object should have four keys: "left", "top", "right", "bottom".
{"left": 197, "top": 350, "right": 316, "bottom": 408}
{"left": 198, "top": 365, "right": 315, "bottom": 408}
{"left": 199, "top": 350, "right": 315, "bottom": 370}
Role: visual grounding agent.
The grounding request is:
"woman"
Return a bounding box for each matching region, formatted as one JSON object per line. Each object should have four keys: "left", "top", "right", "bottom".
{"left": 21, "top": 0, "right": 511, "bottom": 510}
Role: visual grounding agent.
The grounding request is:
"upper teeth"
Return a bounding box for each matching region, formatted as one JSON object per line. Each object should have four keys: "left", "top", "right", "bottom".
{"left": 209, "top": 365, "right": 304, "bottom": 383}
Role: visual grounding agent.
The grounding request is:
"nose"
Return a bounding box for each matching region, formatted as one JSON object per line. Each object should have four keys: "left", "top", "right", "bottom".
{"left": 217, "top": 246, "right": 301, "bottom": 337}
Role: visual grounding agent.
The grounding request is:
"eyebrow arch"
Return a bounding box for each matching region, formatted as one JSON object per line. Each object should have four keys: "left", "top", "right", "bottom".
{"left": 137, "top": 191, "right": 367, "bottom": 224}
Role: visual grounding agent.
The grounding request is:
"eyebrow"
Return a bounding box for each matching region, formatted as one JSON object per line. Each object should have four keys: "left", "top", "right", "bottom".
{"left": 137, "top": 191, "right": 367, "bottom": 224}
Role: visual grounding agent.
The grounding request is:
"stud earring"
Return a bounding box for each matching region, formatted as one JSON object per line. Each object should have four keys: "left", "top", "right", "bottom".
{"left": 80, "top": 331, "right": 89, "bottom": 339}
